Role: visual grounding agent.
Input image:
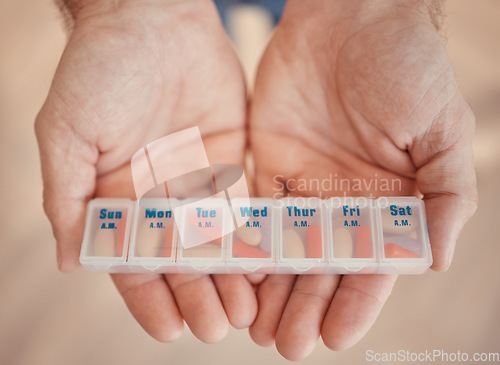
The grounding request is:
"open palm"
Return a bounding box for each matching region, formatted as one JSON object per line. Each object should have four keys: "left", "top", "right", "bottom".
{"left": 250, "top": 0, "right": 477, "bottom": 359}
{"left": 36, "top": 1, "right": 256, "bottom": 343}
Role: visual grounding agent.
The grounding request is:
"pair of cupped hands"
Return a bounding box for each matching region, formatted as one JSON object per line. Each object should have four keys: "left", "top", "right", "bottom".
{"left": 35, "top": 0, "right": 477, "bottom": 360}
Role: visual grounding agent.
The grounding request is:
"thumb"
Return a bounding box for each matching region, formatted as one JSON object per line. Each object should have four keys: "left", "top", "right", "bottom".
{"left": 35, "top": 105, "right": 98, "bottom": 272}
{"left": 411, "top": 95, "right": 478, "bottom": 271}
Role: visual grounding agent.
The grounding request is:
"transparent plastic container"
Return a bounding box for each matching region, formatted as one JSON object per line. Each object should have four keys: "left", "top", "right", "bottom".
{"left": 80, "top": 197, "right": 432, "bottom": 274}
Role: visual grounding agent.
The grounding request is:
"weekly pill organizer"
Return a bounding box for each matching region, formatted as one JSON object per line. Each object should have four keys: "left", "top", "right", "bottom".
{"left": 80, "top": 197, "right": 432, "bottom": 274}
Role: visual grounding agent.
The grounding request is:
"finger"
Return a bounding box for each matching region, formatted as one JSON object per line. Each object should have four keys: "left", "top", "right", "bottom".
{"left": 249, "top": 274, "right": 296, "bottom": 347}
{"left": 422, "top": 194, "right": 477, "bottom": 271}
{"left": 275, "top": 274, "right": 340, "bottom": 361}
{"left": 211, "top": 274, "right": 258, "bottom": 329}
{"left": 35, "top": 111, "right": 98, "bottom": 272}
{"left": 112, "top": 273, "right": 184, "bottom": 342}
{"left": 165, "top": 274, "right": 229, "bottom": 343}
{"left": 412, "top": 97, "right": 478, "bottom": 271}
{"left": 321, "top": 274, "right": 397, "bottom": 351}
{"left": 245, "top": 274, "right": 267, "bottom": 285}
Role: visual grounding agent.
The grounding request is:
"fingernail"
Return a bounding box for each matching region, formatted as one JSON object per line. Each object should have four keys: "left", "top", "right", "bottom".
{"left": 445, "top": 254, "right": 453, "bottom": 271}
{"left": 56, "top": 249, "right": 62, "bottom": 269}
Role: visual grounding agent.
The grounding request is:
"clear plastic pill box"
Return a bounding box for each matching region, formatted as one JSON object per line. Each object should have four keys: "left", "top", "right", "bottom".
{"left": 80, "top": 197, "right": 432, "bottom": 274}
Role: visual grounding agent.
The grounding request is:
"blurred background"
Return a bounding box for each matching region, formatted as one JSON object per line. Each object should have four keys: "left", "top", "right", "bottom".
{"left": 1, "top": 1, "right": 499, "bottom": 364}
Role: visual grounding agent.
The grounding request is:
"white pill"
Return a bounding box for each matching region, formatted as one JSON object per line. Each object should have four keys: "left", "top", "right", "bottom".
{"left": 282, "top": 229, "right": 305, "bottom": 258}
{"left": 333, "top": 227, "right": 353, "bottom": 258}
{"left": 381, "top": 211, "right": 418, "bottom": 235}
{"left": 92, "top": 228, "right": 116, "bottom": 257}
{"left": 183, "top": 243, "right": 221, "bottom": 258}
{"left": 136, "top": 220, "right": 162, "bottom": 257}
{"left": 235, "top": 225, "right": 262, "bottom": 246}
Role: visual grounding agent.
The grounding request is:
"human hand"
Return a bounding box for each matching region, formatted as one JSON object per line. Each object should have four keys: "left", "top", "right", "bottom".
{"left": 249, "top": 0, "right": 477, "bottom": 359}
{"left": 36, "top": 0, "right": 257, "bottom": 343}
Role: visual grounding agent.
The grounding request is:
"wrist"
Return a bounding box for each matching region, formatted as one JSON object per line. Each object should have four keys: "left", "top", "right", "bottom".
{"left": 347, "top": 0, "right": 444, "bottom": 31}
{"left": 56, "top": 0, "right": 217, "bottom": 30}
{"left": 281, "top": 0, "right": 443, "bottom": 35}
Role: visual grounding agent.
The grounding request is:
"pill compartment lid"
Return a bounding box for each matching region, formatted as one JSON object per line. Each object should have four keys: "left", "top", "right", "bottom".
{"left": 329, "top": 197, "right": 379, "bottom": 264}
{"left": 176, "top": 197, "right": 230, "bottom": 262}
{"left": 80, "top": 198, "right": 135, "bottom": 269}
{"left": 128, "top": 198, "right": 177, "bottom": 266}
{"left": 229, "top": 198, "right": 275, "bottom": 264}
{"left": 377, "top": 197, "right": 433, "bottom": 272}
{"left": 278, "top": 197, "right": 327, "bottom": 266}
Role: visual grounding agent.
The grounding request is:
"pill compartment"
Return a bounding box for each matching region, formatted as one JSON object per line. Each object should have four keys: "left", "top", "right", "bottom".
{"left": 80, "top": 197, "right": 433, "bottom": 274}
{"left": 377, "top": 198, "right": 431, "bottom": 270}
{"left": 128, "top": 198, "right": 177, "bottom": 268}
{"left": 229, "top": 198, "right": 274, "bottom": 264}
{"left": 329, "top": 198, "right": 378, "bottom": 272}
{"left": 279, "top": 198, "right": 326, "bottom": 268}
{"left": 176, "top": 197, "right": 229, "bottom": 263}
{"left": 80, "top": 199, "right": 134, "bottom": 269}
